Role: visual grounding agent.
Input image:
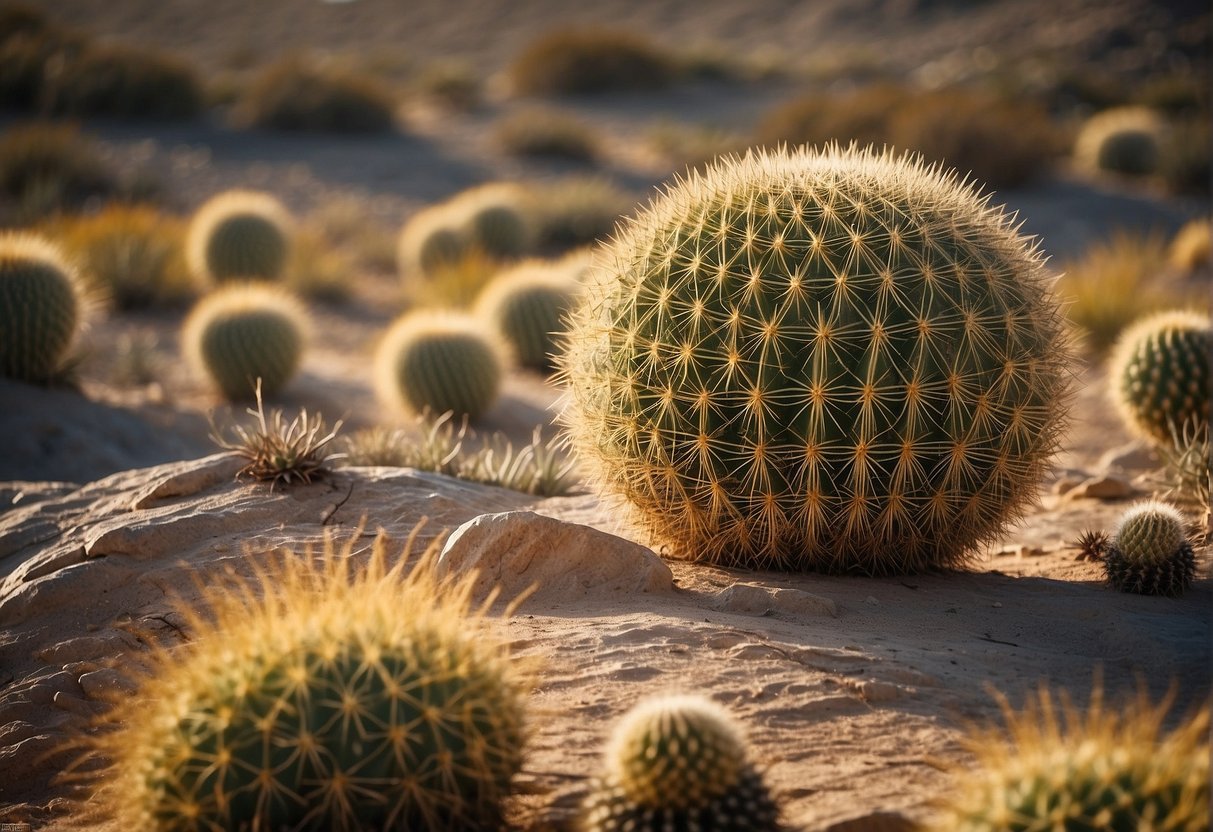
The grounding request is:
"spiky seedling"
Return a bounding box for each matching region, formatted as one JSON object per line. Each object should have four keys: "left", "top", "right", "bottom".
{"left": 0, "top": 234, "right": 83, "bottom": 382}
{"left": 376, "top": 311, "right": 503, "bottom": 420}
{"left": 182, "top": 283, "right": 307, "bottom": 400}
{"left": 1103, "top": 500, "right": 1196, "bottom": 597}
{"left": 931, "top": 686, "right": 1210, "bottom": 831}
{"left": 187, "top": 189, "right": 293, "bottom": 283}
{"left": 560, "top": 145, "right": 1070, "bottom": 574}
{"left": 1074, "top": 106, "right": 1165, "bottom": 176}
{"left": 476, "top": 260, "right": 579, "bottom": 371}
{"left": 581, "top": 694, "right": 781, "bottom": 832}
{"left": 81, "top": 531, "right": 530, "bottom": 831}
{"left": 1109, "top": 310, "right": 1210, "bottom": 447}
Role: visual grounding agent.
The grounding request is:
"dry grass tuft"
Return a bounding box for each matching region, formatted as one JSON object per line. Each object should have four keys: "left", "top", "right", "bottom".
{"left": 41, "top": 43, "right": 203, "bottom": 120}
{"left": 233, "top": 54, "right": 398, "bottom": 133}
{"left": 0, "top": 122, "right": 118, "bottom": 223}
{"left": 509, "top": 28, "right": 675, "bottom": 96}
{"left": 495, "top": 107, "right": 599, "bottom": 162}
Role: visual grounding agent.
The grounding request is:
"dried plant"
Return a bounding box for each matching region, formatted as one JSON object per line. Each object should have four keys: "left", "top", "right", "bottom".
{"left": 210, "top": 382, "right": 342, "bottom": 487}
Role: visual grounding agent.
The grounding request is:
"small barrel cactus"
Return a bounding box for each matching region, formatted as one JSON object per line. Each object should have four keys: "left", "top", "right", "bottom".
{"left": 560, "top": 145, "right": 1070, "bottom": 573}
{"left": 398, "top": 204, "right": 469, "bottom": 278}
{"left": 84, "top": 534, "right": 529, "bottom": 831}
{"left": 0, "top": 234, "right": 84, "bottom": 382}
{"left": 581, "top": 694, "right": 781, "bottom": 832}
{"left": 463, "top": 183, "right": 532, "bottom": 260}
{"left": 931, "top": 686, "right": 1210, "bottom": 831}
{"left": 376, "top": 311, "right": 503, "bottom": 419}
{"left": 1074, "top": 106, "right": 1165, "bottom": 176}
{"left": 187, "top": 189, "right": 293, "bottom": 283}
{"left": 1109, "top": 309, "right": 1211, "bottom": 446}
{"left": 182, "top": 283, "right": 307, "bottom": 400}
{"left": 475, "top": 260, "right": 579, "bottom": 372}
{"left": 1104, "top": 500, "right": 1196, "bottom": 596}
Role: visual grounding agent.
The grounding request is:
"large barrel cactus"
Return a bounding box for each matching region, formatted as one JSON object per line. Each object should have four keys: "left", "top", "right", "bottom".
{"left": 0, "top": 234, "right": 84, "bottom": 382}
{"left": 85, "top": 535, "right": 529, "bottom": 831}
{"left": 187, "top": 189, "right": 293, "bottom": 283}
{"left": 560, "top": 146, "right": 1070, "bottom": 573}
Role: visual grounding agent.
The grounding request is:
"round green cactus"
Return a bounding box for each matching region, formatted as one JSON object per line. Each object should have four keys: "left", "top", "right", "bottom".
{"left": 1074, "top": 106, "right": 1164, "bottom": 176}
{"left": 1104, "top": 500, "right": 1196, "bottom": 597}
{"left": 1110, "top": 310, "right": 1211, "bottom": 447}
{"left": 187, "top": 189, "right": 293, "bottom": 283}
{"left": 376, "top": 311, "right": 503, "bottom": 419}
{"left": 582, "top": 695, "right": 781, "bottom": 832}
{"left": 932, "top": 687, "right": 1210, "bottom": 831}
{"left": 183, "top": 284, "right": 307, "bottom": 400}
{"left": 0, "top": 234, "right": 84, "bottom": 382}
{"left": 475, "top": 260, "right": 579, "bottom": 372}
{"left": 85, "top": 535, "right": 529, "bottom": 831}
{"left": 398, "top": 205, "right": 469, "bottom": 277}
{"left": 559, "top": 145, "right": 1070, "bottom": 574}
{"left": 464, "top": 184, "right": 531, "bottom": 260}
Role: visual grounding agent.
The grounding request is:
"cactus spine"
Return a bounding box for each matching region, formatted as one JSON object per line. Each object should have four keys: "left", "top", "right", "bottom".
{"left": 187, "top": 189, "right": 293, "bottom": 283}
{"left": 84, "top": 534, "right": 529, "bottom": 831}
{"left": 376, "top": 311, "right": 503, "bottom": 419}
{"left": 476, "top": 260, "right": 579, "bottom": 371}
{"left": 559, "top": 145, "right": 1070, "bottom": 574}
{"left": 1104, "top": 500, "right": 1196, "bottom": 596}
{"left": 183, "top": 283, "right": 307, "bottom": 400}
{"left": 581, "top": 695, "right": 781, "bottom": 832}
{"left": 932, "top": 687, "right": 1210, "bottom": 831}
{"left": 1110, "top": 310, "right": 1210, "bottom": 447}
{"left": 0, "top": 234, "right": 83, "bottom": 382}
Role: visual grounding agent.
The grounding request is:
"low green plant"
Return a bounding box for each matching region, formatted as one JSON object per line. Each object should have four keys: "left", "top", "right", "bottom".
{"left": 496, "top": 107, "right": 599, "bottom": 162}
{"left": 529, "top": 176, "right": 635, "bottom": 251}
{"left": 232, "top": 54, "right": 397, "bottom": 133}
{"left": 41, "top": 44, "right": 203, "bottom": 120}
{"left": 1074, "top": 106, "right": 1165, "bottom": 177}
{"left": 0, "top": 232, "right": 84, "bottom": 382}
{"left": 510, "top": 28, "right": 675, "bottom": 96}
{"left": 186, "top": 189, "right": 293, "bottom": 284}
{"left": 474, "top": 259, "right": 579, "bottom": 372}
{"left": 0, "top": 122, "right": 116, "bottom": 222}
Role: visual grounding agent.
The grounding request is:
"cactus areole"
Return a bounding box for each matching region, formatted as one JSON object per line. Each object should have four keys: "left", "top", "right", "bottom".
{"left": 560, "top": 146, "right": 1069, "bottom": 574}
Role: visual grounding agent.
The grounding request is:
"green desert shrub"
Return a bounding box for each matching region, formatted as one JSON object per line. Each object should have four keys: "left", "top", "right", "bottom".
{"left": 186, "top": 189, "right": 293, "bottom": 284}
{"left": 182, "top": 283, "right": 308, "bottom": 400}
{"left": 560, "top": 145, "right": 1071, "bottom": 574}
{"left": 58, "top": 204, "right": 194, "bottom": 309}
{"left": 581, "top": 695, "right": 781, "bottom": 832}
{"left": 510, "top": 28, "right": 675, "bottom": 96}
{"left": 82, "top": 533, "right": 529, "bottom": 831}
{"left": 233, "top": 55, "right": 397, "bottom": 133}
{"left": 474, "top": 259, "right": 579, "bottom": 372}
{"left": 0, "top": 232, "right": 84, "bottom": 382}
{"left": 495, "top": 107, "right": 599, "bottom": 162}
{"left": 0, "top": 122, "right": 116, "bottom": 222}
{"left": 375, "top": 311, "right": 504, "bottom": 420}
{"left": 41, "top": 44, "right": 203, "bottom": 120}
{"left": 1074, "top": 106, "right": 1165, "bottom": 177}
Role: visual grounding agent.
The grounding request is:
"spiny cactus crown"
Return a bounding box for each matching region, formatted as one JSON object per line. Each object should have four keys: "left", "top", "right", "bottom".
{"left": 1113, "top": 500, "right": 1186, "bottom": 565}
{"left": 85, "top": 533, "right": 529, "bottom": 831}
{"left": 187, "top": 189, "right": 293, "bottom": 283}
{"left": 560, "top": 145, "right": 1070, "bottom": 574}
{"left": 0, "top": 233, "right": 84, "bottom": 382}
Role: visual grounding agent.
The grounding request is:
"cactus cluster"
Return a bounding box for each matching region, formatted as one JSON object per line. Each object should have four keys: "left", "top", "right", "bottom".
{"left": 931, "top": 687, "right": 1210, "bottom": 832}
{"left": 182, "top": 283, "right": 307, "bottom": 400}
{"left": 376, "top": 311, "right": 504, "bottom": 419}
{"left": 187, "top": 189, "right": 293, "bottom": 283}
{"left": 1104, "top": 500, "right": 1196, "bottom": 597}
{"left": 582, "top": 695, "right": 781, "bottom": 832}
{"left": 559, "top": 145, "right": 1070, "bottom": 574}
{"left": 1074, "top": 106, "right": 1165, "bottom": 176}
{"left": 476, "top": 260, "right": 580, "bottom": 372}
{"left": 397, "top": 183, "right": 532, "bottom": 278}
{"left": 1109, "top": 309, "right": 1210, "bottom": 447}
{"left": 86, "top": 534, "right": 529, "bottom": 831}
{"left": 0, "top": 234, "right": 84, "bottom": 382}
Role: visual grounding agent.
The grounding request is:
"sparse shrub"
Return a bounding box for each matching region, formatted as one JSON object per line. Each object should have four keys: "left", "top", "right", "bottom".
{"left": 82, "top": 531, "right": 529, "bottom": 830}
{"left": 407, "top": 248, "right": 502, "bottom": 309}
{"left": 1160, "top": 116, "right": 1211, "bottom": 196}
{"left": 474, "top": 259, "right": 579, "bottom": 372}
{"left": 0, "top": 26, "right": 87, "bottom": 112}
{"left": 931, "top": 686, "right": 1209, "bottom": 831}
{"left": 186, "top": 189, "right": 293, "bottom": 284}
{"left": 647, "top": 119, "right": 747, "bottom": 172}
{"left": 1109, "top": 309, "right": 1210, "bottom": 447}
{"left": 0, "top": 122, "right": 115, "bottom": 221}
{"left": 1169, "top": 217, "right": 1211, "bottom": 274}
{"left": 1133, "top": 72, "right": 1210, "bottom": 117}
{"left": 529, "top": 176, "right": 635, "bottom": 251}
{"left": 1074, "top": 106, "right": 1165, "bottom": 177}
{"left": 233, "top": 54, "right": 397, "bottom": 133}
{"left": 58, "top": 204, "right": 194, "bottom": 309}
{"left": 496, "top": 107, "right": 599, "bottom": 162}
{"left": 375, "top": 311, "right": 503, "bottom": 420}
{"left": 0, "top": 232, "right": 83, "bottom": 382}
{"left": 582, "top": 695, "right": 781, "bottom": 832}
{"left": 108, "top": 330, "right": 163, "bottom": 387}
{"left": 182, "top": 283, "right": 308, "bottom": 400}
{"left": 560, "top": 146, "right": 1070, "bottom": 574}
{"left": 510, "top": 28, "right": 675, "bottom": 96}
{"left": 41, "top": 44, "right": 203, "bottom": 120}
{"left": 286, "top": 227, "right": 351, "bottom": 304}
{"left": 416, "top": 59, "right": 480, "bottom": 110}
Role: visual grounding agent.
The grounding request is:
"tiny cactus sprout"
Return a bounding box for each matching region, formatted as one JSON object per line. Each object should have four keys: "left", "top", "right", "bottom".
{"left": 1104, "top": 500, "right": 1196, "bottom": 596}
{"left": 186, "top": 189, "right": 293, "bottom": 283}
{"left": 1109, "top": 309, "right": 1211, "bottom": 448}
{"left": 375, "top": 310, "right": 504, "bottom": 420}
{"left": 581, "top": 694, "right": 782, "bottom": 832}
{"left": 475, "top": 259, "right": 580, "bottom": 372}
{"left": 80, "top": 532, "right": 530, "bottom": 831}
{"left": 559, "top": 145, "right": 1071, "bottom": 573}
{"left": 182, "top": 283, "right": 308, "bottom": 400}
{"left": 931, "top": 686, "right": 1210, "bottom": 832}
{"left": 0, "top": 233, "right": 84, "bottom": 382}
